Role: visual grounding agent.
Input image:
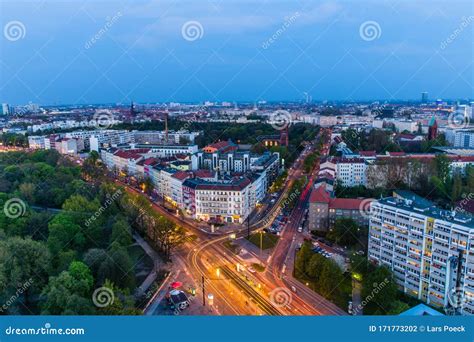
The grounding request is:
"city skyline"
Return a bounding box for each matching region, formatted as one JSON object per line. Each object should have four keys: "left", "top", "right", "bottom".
{"left": 1, "top": 0, "right": 473, "bottom": 105}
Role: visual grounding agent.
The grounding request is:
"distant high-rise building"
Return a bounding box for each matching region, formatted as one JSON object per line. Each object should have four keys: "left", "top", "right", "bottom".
{"left": 1, "top": 103, "right": 9, "bottom": 115}
{"left": 456, "top": 104, "right": 473, "bottom": 121}
{"left": 421, "top": 92, "right": 429, "bottom": 103}
{"left": 427, "top": 116, "right": 438, "bottom": 140}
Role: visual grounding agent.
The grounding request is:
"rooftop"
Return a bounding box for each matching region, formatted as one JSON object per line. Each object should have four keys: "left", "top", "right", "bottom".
{"left": 376, "top": 190, "right": 474, "bottom": 229}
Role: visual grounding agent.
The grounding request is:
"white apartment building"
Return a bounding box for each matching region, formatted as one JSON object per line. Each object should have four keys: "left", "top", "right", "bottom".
{"left": 373, "top": 119, "right": 418, "bottom": 133}
{"left": 368, "top": 191, "right": 474, "bottom": 315}
{"left": 133, "top": 130, "right": 200, "bottom": 144}
{"left": 182, "top": 177, "right": 253, "bottom": 223}
{"left": 335, "top": 158, "right": 368, "bottom": 187}
{"left": 28, "top": 136, "right": 46, "bottom": 149}
{"left": 445, "top": 129, "right": 474, "bottom": 149}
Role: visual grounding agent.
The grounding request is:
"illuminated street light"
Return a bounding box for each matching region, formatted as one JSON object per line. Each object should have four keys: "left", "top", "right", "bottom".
{"left": 207, "top": 294, "right": 214, "bottom": 306}
{"left": 216, "top": 268, "right": 220, "bottom": 278}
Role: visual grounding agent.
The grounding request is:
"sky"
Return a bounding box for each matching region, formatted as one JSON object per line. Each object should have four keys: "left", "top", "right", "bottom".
{"left": 0, "top": 0, "right": 473, "bottom": 105}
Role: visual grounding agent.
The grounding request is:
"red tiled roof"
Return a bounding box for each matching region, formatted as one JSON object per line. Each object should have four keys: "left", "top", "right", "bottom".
{"left": 309, "top": 185, "right": 330, "bottom": 203}
{"left": 143, "top": 157, "right": 158, "bottom": 165}
{"left": 359, "top": 150, "right": 376, "bottom": 157}
{"left": 329, "top": 198, "right": 367, "bottom": 210}
{"left": 387, "top": 152, "right": 406, "bottom": 157}
{"left": 172, "top": 171, "right": 191, "bottom": 180}
{"left": 397, "top": 133, "right": 417, "bottom": 140}
{"left": 114, "top": 150, "right": 143, "bottom": 160}
{"left": 193, "top": 169, "right": 215, "bottom": 178}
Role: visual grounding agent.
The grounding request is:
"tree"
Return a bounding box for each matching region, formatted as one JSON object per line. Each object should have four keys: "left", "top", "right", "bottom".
{"left": 40, "top": 261, "right": 95, "bottom": 315}
{"left": 110, "top": 218, "right": 133, "bottom": 246}
{"left": 150, "top": 217, "right": 186, "bottom": 260}
{"left": 318, "top": 259, "right": 344, "bottom": 300}
{"left": 47, "top": 213, "right": 86, "bottom": 255}
{"left": 96, "top": 280, "right": 141, "bottom": 315}
{"left": 0, "top": 237, "right": 51, "bottom": 309}
{"left": 434, "top": 154, "right": 451, "bottom": 184}
{"left": 83, "top": 248, "right": 108, "bottom": 281}
{"left": 362, "top": 266, "right": 398, "bottom": 314}
{"left": 387, "top": 300, "right": 410, "bottom": 315}
{"left": 97, "top": 242, "right": 135, "bottom": 290}
{"left": 327, "top": 218, "right": 360, "bottom": 247}
{"left": 294, "top": 240, "right": 313, "bottom": 278}
{"left": 305, "top": 253, "right": 326, "bottom": 280}
{"left": 62, "top": 195, "right": 104, "bottom": 246}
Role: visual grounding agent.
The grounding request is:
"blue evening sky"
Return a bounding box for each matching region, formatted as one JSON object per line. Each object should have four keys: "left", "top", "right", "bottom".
{"left": 0, "top": 0, "right": 473, "bottom": 105}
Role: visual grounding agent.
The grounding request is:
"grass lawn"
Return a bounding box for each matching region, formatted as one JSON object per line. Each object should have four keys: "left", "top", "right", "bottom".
{"left": 247, "top": 233, "right": 279, "bottom": 250}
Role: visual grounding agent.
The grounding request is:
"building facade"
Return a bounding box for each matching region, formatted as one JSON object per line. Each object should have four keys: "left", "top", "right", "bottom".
{"left": 368, "top": 191, "right": 474, "bottom": 315}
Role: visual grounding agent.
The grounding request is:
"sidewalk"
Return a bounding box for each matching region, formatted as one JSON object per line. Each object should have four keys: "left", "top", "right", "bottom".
{"left": 133, "top": 232, "right": 166, "bottom": 297}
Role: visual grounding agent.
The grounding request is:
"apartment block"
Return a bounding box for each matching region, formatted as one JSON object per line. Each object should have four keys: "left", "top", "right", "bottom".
{"left": 368, "top": 190, "right": 474, "bottom": 315}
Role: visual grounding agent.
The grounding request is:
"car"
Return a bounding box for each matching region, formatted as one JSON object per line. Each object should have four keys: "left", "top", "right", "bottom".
{"left": 291, "top": 286, "right": 297, "bottom": 293}
{"left": 297, "top": 227, "right": 303, "bottom": 233}
{"left": 248, "top": 267, "right": 256, "bottom": 273}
